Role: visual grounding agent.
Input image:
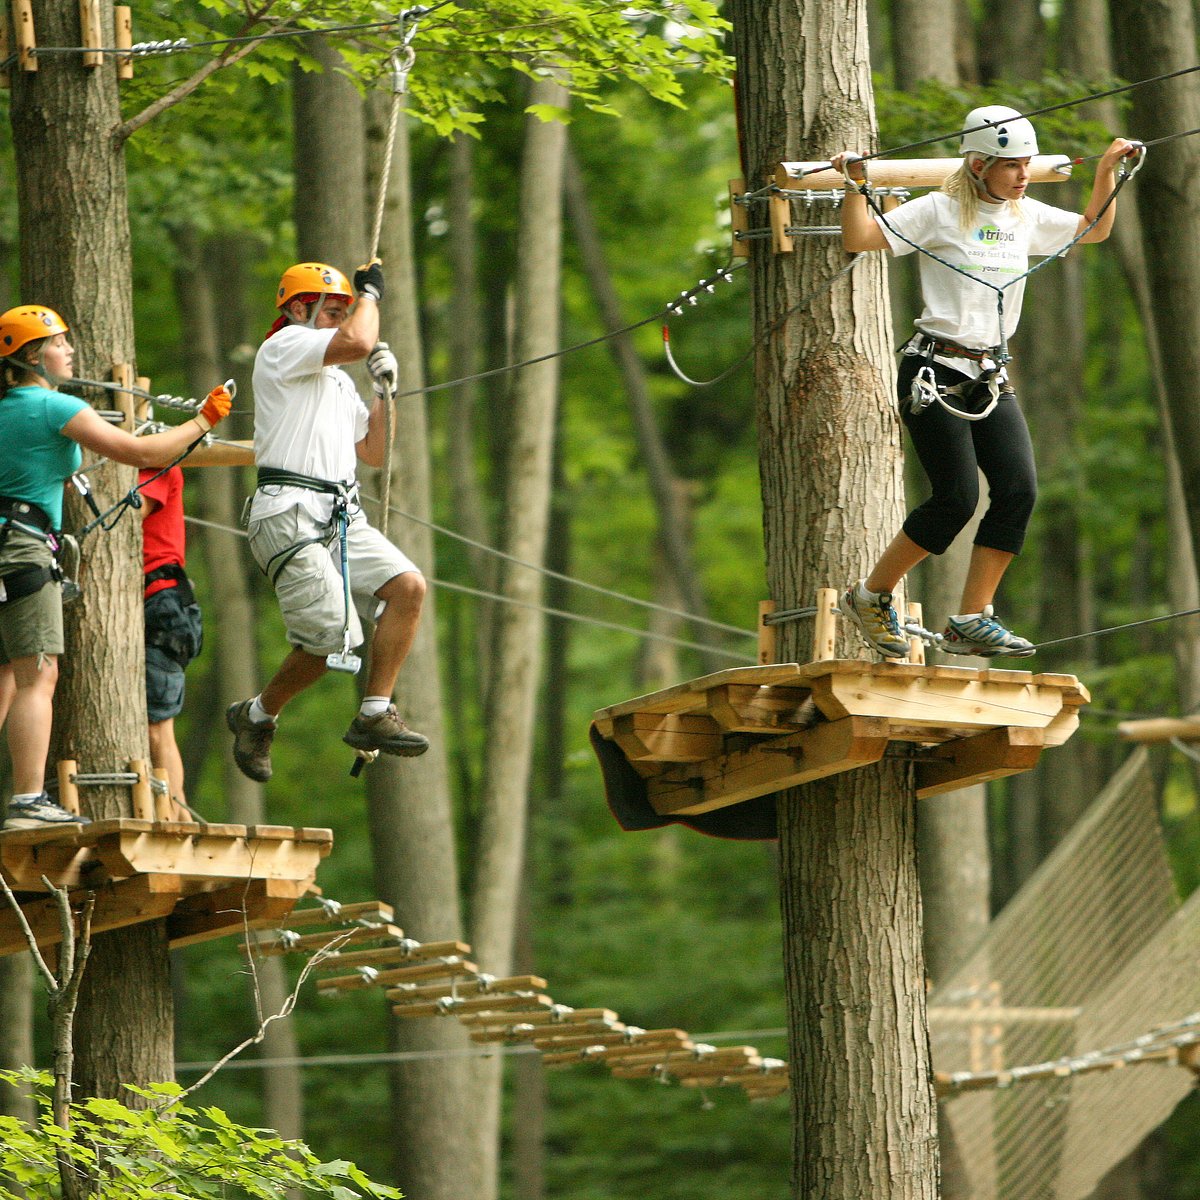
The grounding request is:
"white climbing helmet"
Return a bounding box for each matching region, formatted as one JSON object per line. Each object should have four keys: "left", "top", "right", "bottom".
{"left": 960, "top": 105, "right": 1039, "bottom": 158}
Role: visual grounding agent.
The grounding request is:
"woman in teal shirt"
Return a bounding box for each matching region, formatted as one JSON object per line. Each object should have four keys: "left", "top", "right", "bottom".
{"left": 0, "top": 305, "right": 231, "bottom": 829}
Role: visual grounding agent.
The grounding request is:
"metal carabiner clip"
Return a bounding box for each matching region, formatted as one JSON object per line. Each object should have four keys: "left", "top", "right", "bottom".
{"left": 910, "top": 365, "right": 940, "bottom": 414}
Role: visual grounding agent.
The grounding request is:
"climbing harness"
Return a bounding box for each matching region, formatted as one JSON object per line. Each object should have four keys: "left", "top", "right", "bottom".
{"left": 254, "top": 467, "right": 363, "bottom": 676}
{"left": 0, "top": 496, "right": 80, "bottom": 607}
{"left": 903, "top": 335, "right": 1013, "bottom": 422}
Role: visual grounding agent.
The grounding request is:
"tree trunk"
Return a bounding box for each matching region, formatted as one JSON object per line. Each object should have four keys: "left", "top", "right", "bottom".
{"left": 363, "top": 91, "right": 486, "bottom": 1200}
{"left": 891, "top": 0, "right": 958, "bottom": 90}
{"left": 728, "top": 5, "right": 938, "bottom": 1197}
{"left": 562, "top": 141, "right": 720, "bottom": 674}
{"left": 11, "top": 0, "right": 173, "bottom": 1099}
{"left": 1112, "top": 0, "right": 1200, "bottom": 586}
{"left": 172, "top": 226, "right": 306, "bottom": 1146}
{"left": 978, "top": 0, "right": 1044, "bottom": 83}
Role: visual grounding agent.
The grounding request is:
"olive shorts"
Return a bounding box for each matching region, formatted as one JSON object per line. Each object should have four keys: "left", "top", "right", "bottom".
{"left": 0, "top": 536, "right": 63, "bottom": 665}
{"left": 248, "top": 505, "right": 420, "bottom": 657}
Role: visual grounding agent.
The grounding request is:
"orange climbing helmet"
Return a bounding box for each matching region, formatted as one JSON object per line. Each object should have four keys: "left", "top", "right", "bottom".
{"left": 0, "top": 305, "right": 69, "bottom": 358}
{"left": 275, "top": 263, "right": 353, "bottom": 310}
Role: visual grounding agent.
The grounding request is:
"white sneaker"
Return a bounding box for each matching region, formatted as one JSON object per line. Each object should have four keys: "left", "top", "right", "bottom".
{"left": 4, "top": 793, "right": 90, "bottom": 830}
{"left": 942, "top": 605, "right": 1035, "bottom": 657}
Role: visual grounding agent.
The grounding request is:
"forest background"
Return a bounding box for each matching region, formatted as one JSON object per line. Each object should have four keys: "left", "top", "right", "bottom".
{"left": 0, "top": 0, "right": 1198, "bottom": 1197}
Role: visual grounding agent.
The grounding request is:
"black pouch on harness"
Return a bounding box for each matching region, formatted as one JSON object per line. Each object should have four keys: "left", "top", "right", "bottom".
{"left": 0, "top": 564, "right": 59, "bottom": 606}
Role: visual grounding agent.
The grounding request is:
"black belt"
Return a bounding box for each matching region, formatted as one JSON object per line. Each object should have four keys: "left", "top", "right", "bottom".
{"left": 144, "top": 562, "right": 195, "bottom": 604}
{"left": 914, "top": 334, "right": 992, "bottom": 363}
{"left": 0, "top": 495, "right": 54, "bottom": 536}
{"left": 256, "top": 467, "right": 350, "bottom": 496}
{"left": 0, "top": 563, "right": 58, "bottom": 606}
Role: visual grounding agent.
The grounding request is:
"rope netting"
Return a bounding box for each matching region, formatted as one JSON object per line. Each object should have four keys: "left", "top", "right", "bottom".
{"left": 931, "top": 748, "right": 1197, "bottom": 1199}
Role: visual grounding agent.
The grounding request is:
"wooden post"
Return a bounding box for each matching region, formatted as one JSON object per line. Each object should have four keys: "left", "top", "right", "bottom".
{"left": 811, "top": 588, "right": 837, "bottom": 663}
{"left": 729, "top": 178, "right": 750, "bottom": 258}
{"left": 128, "top": 759, "right": 154, "bottom": 821}
{"left": 111, "top": 362, "right": 135, "bottom": 427}
{"left": 135, "top": 375, "right": 151, "bottom": 425}
{"left": 56, "top": 760, "right": 80, "bottom": 815}
{"left": 12, "top": 0, "right": 36, "bottom": 72}
{"left": 113, "top": 5, "right": 132, "bottom": 79}
{"left": 758, "top": 600, "right": 776, "bottom": 665}
{"left": 769, "top": 187, "right": 793, "bottom": 254}
{"left": 79, "top": 0, "right": 103, "bottom": 67}
{"left": 151, "top": 766, "right": 173, "bottom": 822}
{"left": 906, "top": 601, "right": 924, "bottom": 666}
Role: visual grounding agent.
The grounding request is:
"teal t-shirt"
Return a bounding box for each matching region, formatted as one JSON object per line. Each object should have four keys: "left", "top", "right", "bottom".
{"left": 0, "top": 385, "right": 87, "bottom": 528}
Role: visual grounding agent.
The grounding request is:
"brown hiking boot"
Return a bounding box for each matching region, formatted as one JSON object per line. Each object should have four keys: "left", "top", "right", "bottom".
{"left": 226, "top": 699, "right": 276, "bottom": 782}
{"left": 343, "top": 706, "right": 429, "bottom": 758}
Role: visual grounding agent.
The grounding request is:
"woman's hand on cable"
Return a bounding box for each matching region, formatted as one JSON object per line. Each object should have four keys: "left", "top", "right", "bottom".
{"left": 194, "top": 384, "right": 232, "bottom": 433}
{"left": 830, "top": 151, "right": 866, "bottom": 184}
{"left": 1099, "top": 138, "right": 1141, "bottom": 170}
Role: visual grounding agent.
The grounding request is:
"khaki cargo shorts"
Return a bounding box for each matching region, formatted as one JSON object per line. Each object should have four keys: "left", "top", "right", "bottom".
{"left": 248, "top": 505, "right": 420, "bottom": 657}
{"left": 0, "top": 536, "right": 64, "bottom": 665}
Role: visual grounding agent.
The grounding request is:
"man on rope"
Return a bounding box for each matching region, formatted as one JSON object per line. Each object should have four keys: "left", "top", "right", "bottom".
{"left": 226, "top": 260, "right": 428, "bottom": 784}
{"left": 140, "top": 463, "right": 202, "bottom": 810}
{"left": 0, "top": 305, "right": 231, "bottom": 829}
{"left": 831, "top": 108, "right": 1137, "bottom": 659}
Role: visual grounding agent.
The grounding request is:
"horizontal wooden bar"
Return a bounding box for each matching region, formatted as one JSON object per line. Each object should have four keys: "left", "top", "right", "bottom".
{"left": 1118, "top": 716, "right": 1200, "bottom": 744}
{"left": 316, "top": 939, "right": 472, "bottom": 972}
{"left": 243, "top": 922, "right": 407, "bottom": 957}
{"left": 168, "top": 878, "right": 309, "bottom": 949}
{"left": 392, "top": 993, "right": 553, "bottom": 1020}
{"left": 773, "top": 155, "right": 1073, "bottom": 190}
{"left": 182, "top": 440, "right": 256, "bottom": 467}
{"left": 275, "top": 900, "right": 394, "bottom": 929}
{"left": 317, "top": 957, "right": 478, "bottom": 993}
{"left": 458, "top": 1006, "right": 615, "bottom": 1028}
{"left": 916, "top": 726, "right": 1044, "bottom": 799}
{"left": 386, "top": 974, "right": 545, "bottom": 1003}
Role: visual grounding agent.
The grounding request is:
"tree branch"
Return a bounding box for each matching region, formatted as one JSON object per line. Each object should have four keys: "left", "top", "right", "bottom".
{"left": 0, "top": 869, "right": 58, "bottom": 992}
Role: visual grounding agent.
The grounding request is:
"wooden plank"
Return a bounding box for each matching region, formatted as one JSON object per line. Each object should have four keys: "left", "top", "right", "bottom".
{"left": 276, "top": 899, "right": 394, "bottom": 929}
{"left": 1117, "top": 716, "right": 1200, "bottom": 744}
{"left": 387, "top": 974, "right": 545, "bottom": 1003}
{"left": 807, "top": 668, "right": 1065, "bottom": 730}
{"left": 129, "top": 759, "right": 153, "bottom": 820}
{"left": 317, "top": 956, "right": 478, "bottom": 993}
{"left": 648, "top": 715, "right": 890, "bottom": 816}
{"left": 610, "top": 712, "right": 723, "bottom": 763}
{"left": 0, "top": 875, "right": 183, "bottom": 958}
{"left": 12, "top": 0, "right": 35, "bottom": 71}
{"left": 704, "top": 685, "right": 814, "bottom": 734}
{"left": 114, "top": 4, "right": 132, "bottom": 78}
{"left": 243, "top": 922, "right": 407, "bottom": 957}
{"left": 92, "top": 828, "right": 327, "bottom": 882}
{"left": 317, "top": 939, "right": 472, "bottom": 972}
{"left": 768, "top": 190, "right": 793, "bottom": 253}
{"left": 56, "top": 759, "right": 80, "bottom": 814}
{"left": 471, "top": 1018, "right": 623, "bottom": 1044}
{"left": 393, "top": 993, "right": 553, "bottom": 1020}
{"left": 168, "top": 878, "right": 310, "bottom": 948}
{"left": 812, "top": 588, "right": 837, "bottom": 663}
{"left": 757, "top": 600, "right": 775, "bottom": 663}
{"left": 729, "top": 179, "right": 750, "bottom": 259}
{"left": 927, "top": 1005, "right": 1081, "bottom": 1025}
{"left": 457, "top": 1006, "right": 615, "bottom": 1028}
{"left": 593, "top": 664, "right": 807, "bottom": 722}
{"left": 0, "top": 838, "right": 106, "bottom": 891}
{"left": 916, "top": 726, "right": 1044, "bottom": 799}
{"left": 773, "top": 155, "right": 1073, "bottom": 190}
{"left": 535, "top": 1029, "right": 687, "bottom": 1053}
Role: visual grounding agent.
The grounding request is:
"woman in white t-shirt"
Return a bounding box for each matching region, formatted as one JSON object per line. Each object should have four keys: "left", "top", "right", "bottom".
{"left": 830, "top": 107, "right": 1137, "bottom": 659}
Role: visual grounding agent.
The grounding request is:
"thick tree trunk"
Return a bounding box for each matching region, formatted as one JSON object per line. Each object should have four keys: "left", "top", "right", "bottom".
{"left": 562, "top": 141, "right": 720, "bottom": 674}
{"left": 1112, "top": 0, "right": 1200, "bottom": 587}
{"left": 728, "top": 5, "right": 938, "bottom": 1197}
{"left": 891, "top": 0, "right": 958, "bottom": 90}
{"left": 362, "top": 92, "right": 486, "bottom": 1200}
{"left": 172, "top": 226, "right": 306, "bottom": 1146}
{"left": 978, "top": 0, "right": 1044, "bottom": 82}
{"left": 11, "top": 0, "right": 173, "bottom": 1099}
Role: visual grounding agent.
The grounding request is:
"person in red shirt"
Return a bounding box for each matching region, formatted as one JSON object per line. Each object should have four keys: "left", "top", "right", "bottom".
{"left": 140, "top": 463, "right": 202, "bottom": 809}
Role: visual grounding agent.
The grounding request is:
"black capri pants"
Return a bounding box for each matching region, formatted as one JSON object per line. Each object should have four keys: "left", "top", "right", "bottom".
{"left": 898, "top": 354, "right": 1037, "bottom": 557}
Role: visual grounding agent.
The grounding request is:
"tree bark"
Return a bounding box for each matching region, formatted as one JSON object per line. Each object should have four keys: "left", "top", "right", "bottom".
{"left": 11, "top": 0, "right": 173, "bottom": 1099}
{"left": 362, "top": 91, "right": 487, "bottom": 1200}
{"left": 1112, "top": 0, "right": 1200, "bottom": 588}
{"left": 172, "top": 225, "right": 307, "bottom": 1147}
{"left": 978, "top": 0, "right": 1044, "bottom": 83}
{"left": 891, "top": 0, "right": 958, "bottom": 90}
{"left": 728, "top": 4, "right": 938, "bottom": 1197}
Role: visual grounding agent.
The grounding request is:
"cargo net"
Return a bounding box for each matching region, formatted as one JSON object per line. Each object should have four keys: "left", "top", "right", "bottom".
{"left": 931, "top": 748, "right": 1199, "bottom": 1200}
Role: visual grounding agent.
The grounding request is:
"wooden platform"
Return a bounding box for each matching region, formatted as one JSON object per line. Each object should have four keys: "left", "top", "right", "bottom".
{"left": 592, "top": 659, "right": 1089, "bottom": 818}
{"left": 0, "top": 819, "right": 332, "bottom": 956}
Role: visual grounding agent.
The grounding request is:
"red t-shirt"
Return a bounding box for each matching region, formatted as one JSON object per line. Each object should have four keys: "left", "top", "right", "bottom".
{"left": 139, "top": 465, "right": 186, "bottom": 597}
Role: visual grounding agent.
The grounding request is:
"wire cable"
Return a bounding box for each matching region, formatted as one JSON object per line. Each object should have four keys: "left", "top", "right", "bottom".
{"left": 182, "top": 513, "right": 755, "bottom": 663}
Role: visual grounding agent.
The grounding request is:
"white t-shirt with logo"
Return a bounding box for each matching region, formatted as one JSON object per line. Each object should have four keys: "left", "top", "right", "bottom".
{"left": 876, "top": 191, "right": 1080, "bottom": 365}
{"left": 250, "top": 324, "right": 371, "bottom": 523}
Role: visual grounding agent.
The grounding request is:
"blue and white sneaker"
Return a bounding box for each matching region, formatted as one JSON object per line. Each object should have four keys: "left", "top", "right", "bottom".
{"left": 3, "top": 793, "right": 90, "bottom": 830}
{"left": 942, "top": 605, "right": 1035, "bottom": 658}
{"left": 841, "top": 581, "right": 910, "bottom": 659}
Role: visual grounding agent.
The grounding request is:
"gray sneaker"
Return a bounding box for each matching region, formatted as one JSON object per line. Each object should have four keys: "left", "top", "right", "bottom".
{"left": 343, "top": 706, "right": 430, "bottom": 758}
{"left": 942, "top": 605, "right": 1035, "bottom": 657}
{"left": 4, "top": 793, "right": 90, "bottom": 830}
{"left": 841, "top": 581, "right": 910, "bottom": 659}
{"left": 226, "top": 699, "right": 276, "bottom": 782}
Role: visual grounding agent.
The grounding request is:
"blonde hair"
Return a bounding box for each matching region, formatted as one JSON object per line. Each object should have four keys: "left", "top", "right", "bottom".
{"left": 942, "top": 157, "right": 1024, "bottom": 231}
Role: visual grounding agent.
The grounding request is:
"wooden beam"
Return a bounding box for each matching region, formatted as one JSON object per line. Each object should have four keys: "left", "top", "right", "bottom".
{"left": 1, "top": 830, "right": 106, "bottom": 890}
{"left": 386, "top": 974, "right": 545, "bottom": 1003}
{"left": 168, "top": 877, "right": 309, "bottom": 948}
{"left": 1117, "top": 715, "right": 1200, "bottom": 744}
{"left": 594, "top": 663, "right": 807, "bottom": 723}
{"left": 278, "top": 899, "right": 394, "bottom": 928}
{"left": 768, "top": 188, "right": 793, "bottom": 254}
{"left": 317, "top": 956, "right": 478, "bottom": 993}
{"left": 457, "top": 1006, "right": 616, "bottom": 1028}
{"left": 470, "top": 1017, "right": 623, "bottom": 1044}
{"left": 730, "top": 179, "right": 750, "bottom": 258}
{"left": 0, "top": 874, "right": 182, "bottom": 958}
{"left": 610, "top": 712, "right": 723, "bottom": 763}
{"left": 757, "top": 600, "right": 775, "bottom": 663}
{"left": 773, "top": 155, "right": 1073, "bottom": 190}
{"left": 12, "top": 0, "right": 35, "bottom": 71}
{"left": 916, "top": 726, "right": 1044, "bottom": 798}
{"left": 243, "top": 921, "right": 407, "bottom": 957}
{"left": 393, "top": 993, "right": 553, "bottom": 1020}
{"left": 316, "top": 939, "right": 472, "bottom": 972}
{"left": 811, "top": 588, "right": 837, "bottom": 663}
{"left": 182, "top": 440, "right": 256, "bottom": 468}
{"left": 535, "top": 1028, "right": 687, "bottom": 1053}
{"left": 704, "top": 684, "right": 813, "bottom": 733}
{"left": 927, "top": 1004, "right": 1081, "bottom": 1025}
{"left": 56, "top": 759, "right": 81, "bottom": 814}
{"left": 113, "top": 5, "right": 132, "bottom": 78}
{"left": 78, "top": 0, "right": 102, "bottom": 66}
{"left": 648, "top": 715, "right": 890, "bottom": 816}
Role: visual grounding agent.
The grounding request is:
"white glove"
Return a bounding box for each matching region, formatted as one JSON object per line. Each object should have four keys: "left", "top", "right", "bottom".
{"left": 367, "top": 342, "right": 397, "bottom": 397}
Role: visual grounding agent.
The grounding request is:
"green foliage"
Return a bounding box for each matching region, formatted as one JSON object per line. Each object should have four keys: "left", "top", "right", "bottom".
{"left": 0, "top": 1070, "right": 399, "bottom": 1199}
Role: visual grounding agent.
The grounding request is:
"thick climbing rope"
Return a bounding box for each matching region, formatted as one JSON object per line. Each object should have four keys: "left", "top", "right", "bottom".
{"left": 369, "top": 12, "right": 425, "bottom": 540}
